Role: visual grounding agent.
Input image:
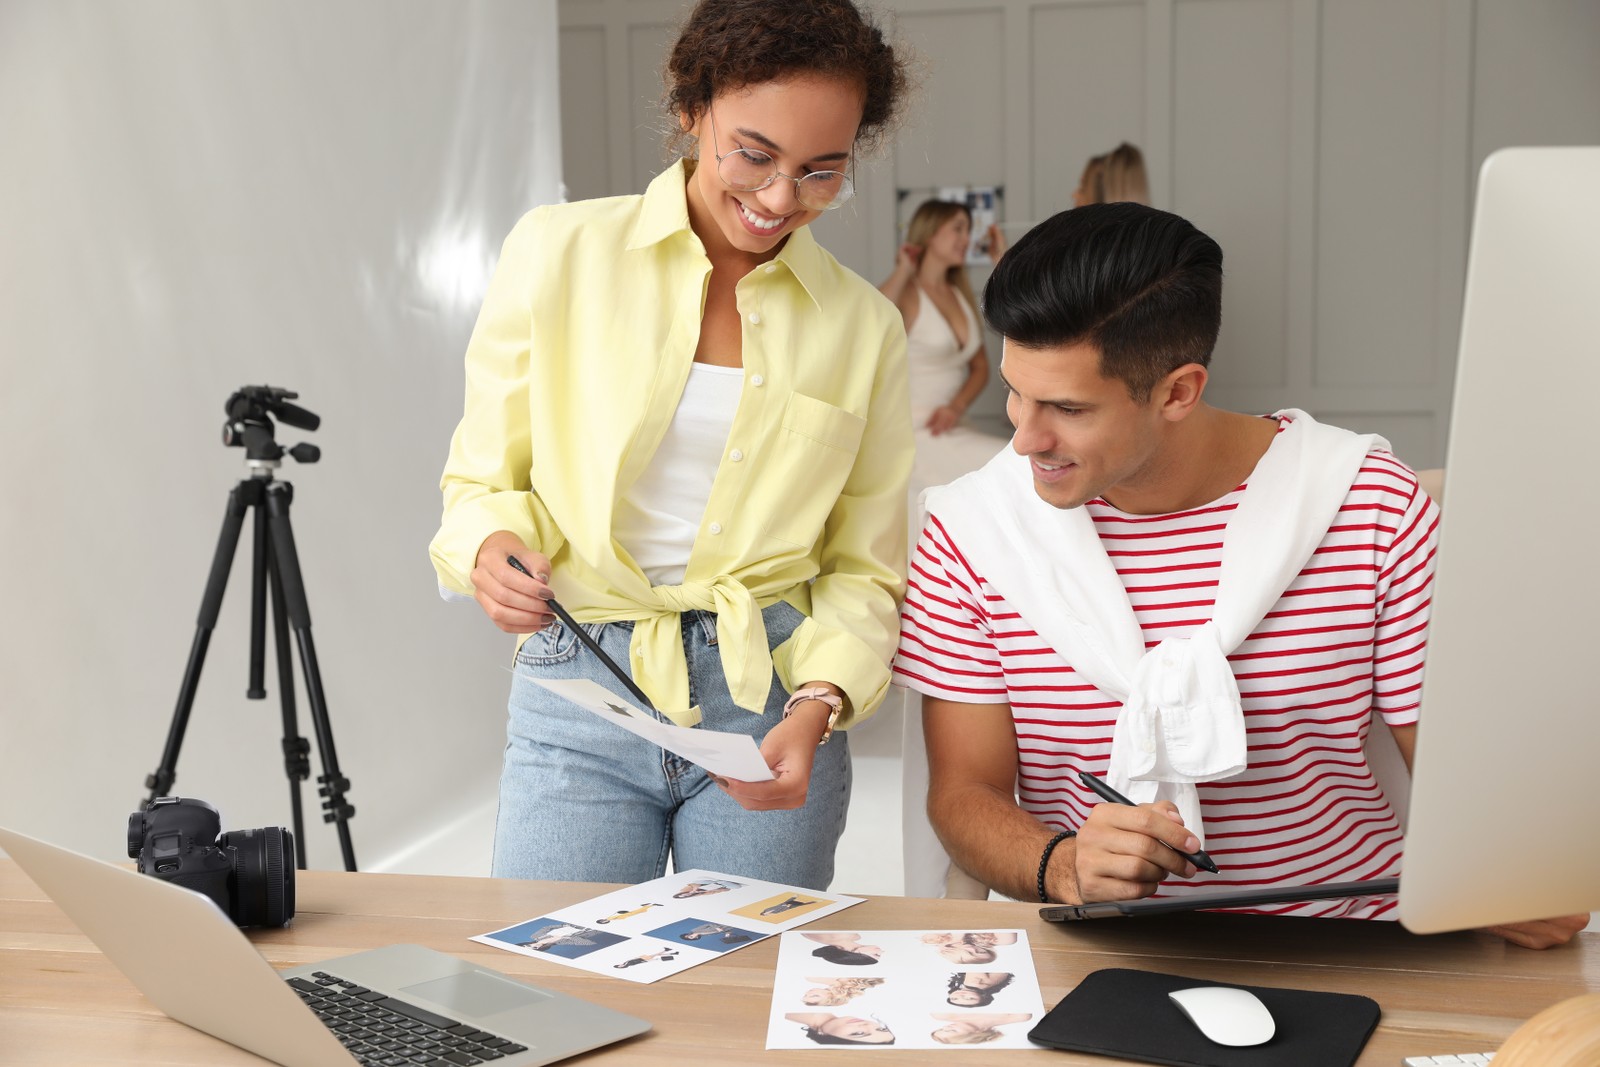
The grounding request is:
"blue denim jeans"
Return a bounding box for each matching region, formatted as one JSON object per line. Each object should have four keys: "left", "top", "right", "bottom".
{"left": 491, "top": 601, "right": 852, "bottom": 890}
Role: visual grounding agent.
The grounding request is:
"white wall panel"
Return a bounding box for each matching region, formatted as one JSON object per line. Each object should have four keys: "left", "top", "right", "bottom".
{"left": 627, "top": 24, "right": 675, "bottom": 193}
{"left": 1172, "top": 0, "right": 1293, "bottom": 391}
{"left": 559, "top": 27, "right": 610, "bottom": 201}
{"left": 1472, "top": 0, "right": 1600, "bottom": 172}
{"left": 893, "top": 9, "right": 1008, "bottom": 192}
{"left": 1315, "top": 0, "right": 1451, "bottom": 389}
{"left": 1030, "top": 2, "right": 1146, "bottom": 224}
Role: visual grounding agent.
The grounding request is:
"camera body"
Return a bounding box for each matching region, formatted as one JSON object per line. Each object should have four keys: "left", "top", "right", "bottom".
{"left": 127, "top": 796, "right": 295, "bottom": 927}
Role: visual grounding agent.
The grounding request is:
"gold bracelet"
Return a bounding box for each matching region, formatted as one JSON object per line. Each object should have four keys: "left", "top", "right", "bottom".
{"left": 781, "top": 687, "right": 844, "bottom": 745}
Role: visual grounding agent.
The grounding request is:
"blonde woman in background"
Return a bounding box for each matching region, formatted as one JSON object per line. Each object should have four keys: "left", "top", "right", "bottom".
{"left": 984, "top": 142, "right": 1149, "bottom": 272}
{"left": 878, "top": 199, "right": 1011, "bottom": 541}
{"left": 1073, "top": 141, "right": 1150, "bottom": 206}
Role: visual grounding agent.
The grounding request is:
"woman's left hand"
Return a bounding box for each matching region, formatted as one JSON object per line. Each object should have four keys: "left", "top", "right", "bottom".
{"left": 715, "top": 700, "right": 832, "bottom": 811}
{"left": 926, "top": 404, "right": 963, "bottom": 436}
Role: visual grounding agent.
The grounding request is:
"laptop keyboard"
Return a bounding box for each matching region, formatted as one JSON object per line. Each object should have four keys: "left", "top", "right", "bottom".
{"left": 288, "top": 970, "right": 528, "bottom": 1066}
{"left": 1401, "top": 1054, "right": 1496, "bottom": 1065}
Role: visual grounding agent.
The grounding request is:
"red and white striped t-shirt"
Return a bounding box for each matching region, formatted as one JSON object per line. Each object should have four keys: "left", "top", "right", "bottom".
{"left": 893, "top": 429, "right": 1440, "bottom": 919}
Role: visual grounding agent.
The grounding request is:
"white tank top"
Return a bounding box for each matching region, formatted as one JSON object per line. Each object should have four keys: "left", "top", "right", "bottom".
{"left": 905, "top": 284, "right": 981, "bottom": 428}
{"left": 613, "top": 362, "right": 743, "bottom": 587}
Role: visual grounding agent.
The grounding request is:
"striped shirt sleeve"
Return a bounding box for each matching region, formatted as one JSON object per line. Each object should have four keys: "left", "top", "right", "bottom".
{"left": 1367, "top": 455, "right": 1441, "bottom": 726}
{"left": 891, "top": 515, "right": 1008, "bottom": 703}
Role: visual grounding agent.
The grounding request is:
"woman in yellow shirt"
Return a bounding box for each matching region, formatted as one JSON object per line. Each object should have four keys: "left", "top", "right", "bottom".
{"left": 429, "top": 0, "right": 913, "bottom": 889}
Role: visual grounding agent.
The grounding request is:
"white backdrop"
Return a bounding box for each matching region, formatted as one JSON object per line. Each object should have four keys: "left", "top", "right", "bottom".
{"left": 0, "top": 1, "right": 562, "bottom": 871}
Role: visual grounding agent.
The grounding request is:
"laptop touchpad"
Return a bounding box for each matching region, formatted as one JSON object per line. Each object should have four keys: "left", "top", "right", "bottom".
{"left": 402, "top": 971, "right": 553, "bottom": 1015}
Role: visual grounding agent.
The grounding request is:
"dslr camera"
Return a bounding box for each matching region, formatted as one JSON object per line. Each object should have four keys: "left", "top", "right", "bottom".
{"left": 127, "top": 796, "right": 295, "bottom": 927}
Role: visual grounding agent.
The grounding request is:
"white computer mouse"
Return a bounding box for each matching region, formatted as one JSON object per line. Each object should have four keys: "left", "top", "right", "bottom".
{"left": 1167, "top": 985, "right": 1276, "bottom": 1047}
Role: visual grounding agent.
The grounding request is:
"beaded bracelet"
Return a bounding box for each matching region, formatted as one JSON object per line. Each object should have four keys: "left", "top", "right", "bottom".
{"left": 1036, "top": 829, "right": 1077, "bottom": 903}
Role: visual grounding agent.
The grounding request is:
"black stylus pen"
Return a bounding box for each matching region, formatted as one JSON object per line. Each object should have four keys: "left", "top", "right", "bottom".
{"left": 1078, "top": 770, "right": 1220, "bottom": 874}
{"left": 505, "top": 555, "right": 659, "bottom": 713}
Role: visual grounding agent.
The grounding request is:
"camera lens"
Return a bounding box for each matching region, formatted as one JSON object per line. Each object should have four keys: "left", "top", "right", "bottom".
{"left": 219, "top": 826, "right": 295, "bottom": 927}
{"left": 126, "top": 812, "right": 148, "bottom": 858}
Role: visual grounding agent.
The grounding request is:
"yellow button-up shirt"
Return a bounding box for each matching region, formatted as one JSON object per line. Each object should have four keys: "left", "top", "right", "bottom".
{"left": 430, "top": 161, "right": 912, "bottom": 727}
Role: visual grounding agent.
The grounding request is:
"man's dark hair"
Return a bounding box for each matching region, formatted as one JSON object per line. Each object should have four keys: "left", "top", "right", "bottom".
{"left": 982, "top": 202, "right": 1224, "bottom": 401}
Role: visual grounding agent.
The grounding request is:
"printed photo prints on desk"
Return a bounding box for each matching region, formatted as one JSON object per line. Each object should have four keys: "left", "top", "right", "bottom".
{"left": 766, "top": 929, "right": 1046, "bottom": 1050}
{"left": 474, "top": 869, "right": 862, "bottom": 984}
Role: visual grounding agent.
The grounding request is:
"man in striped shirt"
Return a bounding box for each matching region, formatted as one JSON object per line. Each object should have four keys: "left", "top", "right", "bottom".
{"left": 893, "top": 203, "right": 1584, "bottom": 948}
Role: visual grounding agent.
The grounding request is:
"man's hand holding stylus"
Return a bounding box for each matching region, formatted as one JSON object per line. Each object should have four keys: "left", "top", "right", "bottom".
{"left": 471, "top": 530, "right": 555, "bottom": 633}
{"left": 1067, "top": 801, "right": 1200, "bottom": 904}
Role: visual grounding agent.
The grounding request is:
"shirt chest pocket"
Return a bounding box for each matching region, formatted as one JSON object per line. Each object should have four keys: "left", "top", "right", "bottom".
{"left": 760, "top": 392, "right": 867, "bottom": 548}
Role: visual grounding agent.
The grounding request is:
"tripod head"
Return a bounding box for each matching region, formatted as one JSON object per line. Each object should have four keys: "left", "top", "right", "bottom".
{"left": 222, "top": 385, "right": 321, "bottom": 470}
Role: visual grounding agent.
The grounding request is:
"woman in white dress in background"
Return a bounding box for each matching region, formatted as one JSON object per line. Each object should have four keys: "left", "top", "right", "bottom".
{"left": 878, "top": 199, "right": 1010, "bottom": 534}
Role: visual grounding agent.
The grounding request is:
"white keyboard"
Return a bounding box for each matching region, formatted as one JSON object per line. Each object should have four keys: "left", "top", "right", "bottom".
{"left": 1402, "top": 1054, "right": 1495, "bottom": 1065}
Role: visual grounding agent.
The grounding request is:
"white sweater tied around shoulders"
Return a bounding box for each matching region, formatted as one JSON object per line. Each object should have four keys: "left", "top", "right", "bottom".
{"left": 923, "top": 411, "right": 1384, "bottom": 844}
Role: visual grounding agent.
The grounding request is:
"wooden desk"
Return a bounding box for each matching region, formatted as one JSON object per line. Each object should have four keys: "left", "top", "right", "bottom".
{"left": 3, "top": 860, "right": 1595, "bottom": 1065}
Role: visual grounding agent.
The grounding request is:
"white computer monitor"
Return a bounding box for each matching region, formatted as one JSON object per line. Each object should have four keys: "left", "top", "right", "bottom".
{"left": 1398, "top": 146, "right": 1600, "bottom": 933}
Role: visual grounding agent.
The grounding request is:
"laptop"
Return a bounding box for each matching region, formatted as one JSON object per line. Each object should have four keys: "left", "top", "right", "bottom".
{"left": 0, "top": 825, "right": 651, "bottom": 1066}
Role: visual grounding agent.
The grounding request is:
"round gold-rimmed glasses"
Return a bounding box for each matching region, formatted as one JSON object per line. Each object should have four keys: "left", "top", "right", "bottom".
{"left": 707, "top": 108, "right": 855, "bottom": 212}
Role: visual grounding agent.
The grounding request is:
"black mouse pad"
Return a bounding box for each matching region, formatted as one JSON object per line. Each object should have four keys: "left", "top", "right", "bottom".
{"left": 1028, "top": 968, "right": 1380, "bottom": 1067}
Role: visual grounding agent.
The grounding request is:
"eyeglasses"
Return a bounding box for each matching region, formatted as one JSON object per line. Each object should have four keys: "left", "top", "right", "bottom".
{"left": 707, "top": 108, "right": 854, "bottom": 212}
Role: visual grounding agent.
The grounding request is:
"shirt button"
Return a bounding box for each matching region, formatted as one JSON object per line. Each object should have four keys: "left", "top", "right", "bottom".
{"left": 708, "top": 522, "right": 723, "bottom": 535}
{"left": 729, "top": 449, "right": 744, "bottom": 462}
{"left": 748, "top": 312, "right": 761, "bottom": 325}
{"left": 750, "top": 374, "right": 765, "bottom": 387}
{"left": 765, "top": 264, "right": 777, "bottom": 274}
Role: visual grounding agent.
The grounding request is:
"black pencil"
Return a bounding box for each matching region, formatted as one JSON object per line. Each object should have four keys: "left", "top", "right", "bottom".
{"left": 1078, "top": 770, "right": 1220, "bottom": 874}
{"left": 506, "top": 555, "right": 659, "bottom": 713}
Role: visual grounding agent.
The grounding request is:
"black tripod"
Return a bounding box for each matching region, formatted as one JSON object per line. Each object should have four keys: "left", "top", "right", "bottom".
{"left": 143, "top": 386, "right": 357, "bottom": 871}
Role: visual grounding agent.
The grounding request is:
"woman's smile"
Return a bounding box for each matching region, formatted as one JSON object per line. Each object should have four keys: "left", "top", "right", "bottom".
{"left": 736, "top": 199, "right": 789, "bottom": 234}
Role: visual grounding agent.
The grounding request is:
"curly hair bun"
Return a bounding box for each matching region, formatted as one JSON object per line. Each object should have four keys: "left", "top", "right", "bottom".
{"left": 664, "top": 0, "right": 909, "bottom": 153}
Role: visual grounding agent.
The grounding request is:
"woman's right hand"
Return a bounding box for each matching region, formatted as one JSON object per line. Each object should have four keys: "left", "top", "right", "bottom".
{"left": 470, "top": 530, "right": 556, "bottom": 633}
{"left": 983, "top": 223, "right": 1007, "bottom": 264}
{"left": 894, "top": 242, "right": 923, "bottom": 275}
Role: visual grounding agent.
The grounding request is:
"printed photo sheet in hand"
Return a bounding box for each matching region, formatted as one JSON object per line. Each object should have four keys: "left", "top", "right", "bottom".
{"left": 474, "top": 869, "right": 862, "bottom": 985}
{"left": 766, "top": 929, "right": 1046, "bottom": 1050}
{"left": 529, "top": 677, "right": 774, "bottom": 781}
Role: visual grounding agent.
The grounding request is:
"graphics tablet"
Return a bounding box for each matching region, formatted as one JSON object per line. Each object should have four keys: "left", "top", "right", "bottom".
{"left": 1040, "top": 877, "right": 1398, "bottom": 921}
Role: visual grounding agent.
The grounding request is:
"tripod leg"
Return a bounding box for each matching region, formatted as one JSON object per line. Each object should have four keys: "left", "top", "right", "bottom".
{"left": 144, "top": 481, "right": 258, "bottom": 806}
{"left": 247, "top": 503, "right": 270, "bottom": 699}
{"left": 264, "top": 481, "right": 358, "bottom": 871}
{"left": 267, "top": 537, "right": 311, "bottom": 868}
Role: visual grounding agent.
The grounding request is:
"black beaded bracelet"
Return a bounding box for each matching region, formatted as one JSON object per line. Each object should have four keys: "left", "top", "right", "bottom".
{"left": 1036, "top": 829, "right": 1077, "bottom": 903}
